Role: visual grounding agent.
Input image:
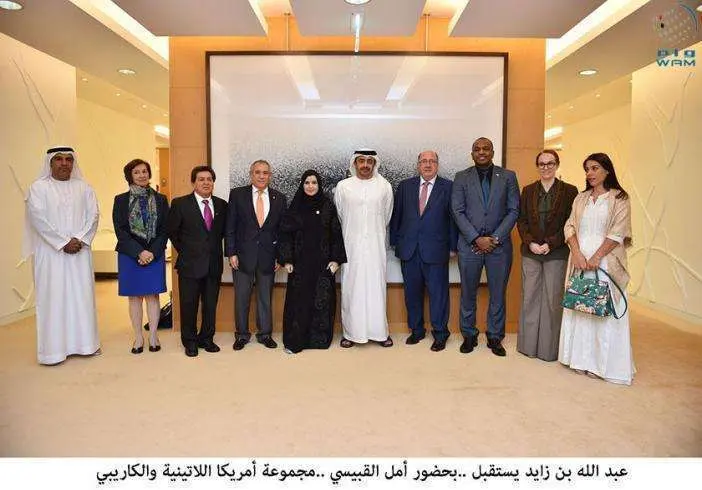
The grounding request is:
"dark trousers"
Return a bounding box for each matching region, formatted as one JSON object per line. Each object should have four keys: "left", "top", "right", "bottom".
{"left": 457, "top": 241, "right": 512, "bottom": 341}
{"left": 178, "top": 274, "right": 221, "bottom": 348}
{"left": 233, "top": 268, "right": 274, "bottom": 341}
{"left": 400, "top": 250, "right": 450, "bottom": 342}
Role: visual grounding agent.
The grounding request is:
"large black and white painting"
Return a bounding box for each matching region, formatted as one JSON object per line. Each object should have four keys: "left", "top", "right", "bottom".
{"left": 208, "top": 52, "right": 507, "bottom": 283}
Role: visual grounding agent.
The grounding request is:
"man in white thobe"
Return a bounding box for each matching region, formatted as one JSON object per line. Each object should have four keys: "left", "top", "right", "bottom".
{"left": 25, "top": 146, "right": 100, "bottom": 365}
{"left": 334, "top": 149, "right": 394, "bottom": 347}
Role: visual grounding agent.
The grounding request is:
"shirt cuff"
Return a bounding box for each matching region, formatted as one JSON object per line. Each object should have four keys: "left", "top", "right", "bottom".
{"left": 606, "top": 234, "right": 624, "bottom": 244}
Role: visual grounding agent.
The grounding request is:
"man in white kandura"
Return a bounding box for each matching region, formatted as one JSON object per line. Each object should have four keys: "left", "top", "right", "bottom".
{"left": 25, "top": 146, "right": 101, "bottom": 365}
{"left": 334, "top": 149, "right": 394, "bottom": 348}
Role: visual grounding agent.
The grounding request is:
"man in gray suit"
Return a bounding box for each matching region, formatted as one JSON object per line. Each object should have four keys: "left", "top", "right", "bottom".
{"left": 451, "top": 137, "right": 520, "bottom": 356}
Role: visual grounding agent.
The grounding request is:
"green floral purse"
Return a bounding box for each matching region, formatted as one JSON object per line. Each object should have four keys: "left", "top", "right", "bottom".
{"left": 562, "top": 268, "right": 627, "bottom": 319}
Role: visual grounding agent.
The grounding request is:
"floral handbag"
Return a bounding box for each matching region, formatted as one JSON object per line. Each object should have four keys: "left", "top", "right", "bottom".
{"left": 561, "top": 268, "right": 628, "bottom": 319}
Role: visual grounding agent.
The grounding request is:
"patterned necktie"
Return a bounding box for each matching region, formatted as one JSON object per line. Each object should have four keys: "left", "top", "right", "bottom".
{"left": 203, "top": 199, "right": 213, "bottom": 231}
{"left": 419, "top": 181, "right": 429, "bottom": 216}
{"left": 256, "top": 190, "right": 265, "bottom": 227}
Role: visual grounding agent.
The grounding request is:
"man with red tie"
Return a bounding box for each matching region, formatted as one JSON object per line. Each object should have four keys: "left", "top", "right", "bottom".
{"left": 390, "top": 150, "right": 458, "bottom": 352}
{"left": 167, "top": 166, "right": 228, "bottom": 357}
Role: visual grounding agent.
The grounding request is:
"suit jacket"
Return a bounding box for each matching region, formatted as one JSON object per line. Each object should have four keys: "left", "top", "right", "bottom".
{"left": 224, "top": 185, "right": 287, "bottom": 275}
{"left": 167, "top": 193, "right": 227, "bottom": 279}
{"left": 451, "top": 165, "right": 520, "bottom": 250}
{"left": 517, "top": 178, "right": 578, "bottom": 255}
{"left": 389, "top": 176, "right": 458, "bottom": 264}
{"left": 112, "top": 190, "right": 169, "bottom": 260}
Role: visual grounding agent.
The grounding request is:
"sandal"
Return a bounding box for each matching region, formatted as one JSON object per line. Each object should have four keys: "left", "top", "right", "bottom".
{"left": 379, "top": 337, "right": 393, "bottom": 348}
{"left": 340, "top": 338, "right": 354, "bottom": 348}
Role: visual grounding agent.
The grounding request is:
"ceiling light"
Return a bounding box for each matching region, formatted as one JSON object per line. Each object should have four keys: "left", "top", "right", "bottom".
{"left": 579, "top": 69, "right": 598, "bottom": 76}
{"left": 118, "top": 68, "right": 136, "bottom": 75}
{"left": 154, "top": 125, "right": 170, "bottom": 138}
{"left": 595, "top": 93, "right": 601, "bottom": 98}
{"left": 80, "top": 77, "right": 88, "bottom": 82}
{"left": 351, "top": 12, "right": 363, "bottom": 53}
{"left": 544, "top": 126, "right": 563, "bottom": 140}
{"left": 568, "top": 105, "right": 574, "bottom": 110}
{"left": 697, "top": 5, "right": 702, "bottom": 12}
{"left": 115, "top": 93, "right": 121, "bottom": 97}
{"left": 345, "top": 0, "right": 371, "bottom": 5}
{"left": 0, "top": 1, "right": 23, "bottom": 11}
{"left": 546, "top": 114, "right": 552, "bottom": 119}
{"left": 141, "top": 104, "right": 147, "bottom": 109}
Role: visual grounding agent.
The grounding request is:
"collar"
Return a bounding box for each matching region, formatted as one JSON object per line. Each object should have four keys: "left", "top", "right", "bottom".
{"left": 252, "top": 186, "right": 269, "bottom": 195}
{"left": 194, "top": 192, "right": 213, "bottom": 204}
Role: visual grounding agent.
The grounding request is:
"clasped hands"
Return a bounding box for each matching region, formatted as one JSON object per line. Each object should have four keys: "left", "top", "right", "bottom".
{"left": 528, "top": 242, "right": 551, "bottom": 256}
{"left": 62, "top": 237, "right": 83, "bottom": 254}
{"left": 282, "top": 261, "right": 340, "bottom": 275}
{"left": 138, "top": 250, "right": 154, "bottom": 266}
{"left": 472, "top": 236, "right": 499, "bottom": 255}
{"left": 572, "top": 250, "right": 602, "bottom": 271}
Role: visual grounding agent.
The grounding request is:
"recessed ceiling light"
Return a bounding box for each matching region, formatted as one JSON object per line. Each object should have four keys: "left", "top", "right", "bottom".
{"left": 579, "top": 69, "right": 598, "bottom": 76}
{"left": 546, "top": 114, "right": 552, "bottom": 119}
{"left": 80, "top": 77, "right": 88, "bottom": 82}
{"left": 115, "top": 93, "right": 121, "bottom": 97}
{"left": 568, "top": 105, "right": 574, "bottom": 110}
{"left": 118, "top": 68, "right": 136, "bottom": 75}
{"left": 0, "top": 1, "right": 23, "bottom": 11}
{"left": 141, "top": 104, "right": 147, "bottom": 109}
{"left": 163, "top": 113, "right": 169, "bottom": 117}
{"left": 595, "top": 93, "right": 601, "bottom": 98}
{"left": 345, "top": 0, "right": 371, "bottom": 5}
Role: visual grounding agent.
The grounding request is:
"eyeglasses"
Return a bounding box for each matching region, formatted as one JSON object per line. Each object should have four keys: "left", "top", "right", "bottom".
{"left": 537, "top": 162, "right": 557, "bottom": 169}
{"left": 419, "top": 159, "right": 438, "bottom": 164}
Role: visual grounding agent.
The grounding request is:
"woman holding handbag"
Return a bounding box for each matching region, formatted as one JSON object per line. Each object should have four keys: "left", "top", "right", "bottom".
{"left": 559, "top": 153, "right": 634, "bottom": 385}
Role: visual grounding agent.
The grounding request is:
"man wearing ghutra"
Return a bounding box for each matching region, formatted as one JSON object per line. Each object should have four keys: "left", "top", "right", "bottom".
{"left": 334, "top": 149, "right": 394, "bottom": 347}
{"left": 24, "top": 146, "right": 101, "bottom": 365}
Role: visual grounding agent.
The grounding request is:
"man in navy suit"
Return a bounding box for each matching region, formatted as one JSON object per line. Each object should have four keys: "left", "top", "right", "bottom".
{"left": 390, "top": 150, "right": 458, "bottom": 352}
{"left": 451, "top": 137, "right": 520, "bottom": 356}
{"left": 225, "top": 160, "right": 287, "bottom": 351}
{"left": 167, "top": 166, "right": 228, "bottom": 357}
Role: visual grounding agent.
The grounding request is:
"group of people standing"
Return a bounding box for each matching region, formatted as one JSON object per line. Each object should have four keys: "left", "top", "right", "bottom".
{"left": 25, "top": 139, "right": 634, "bottom": 385}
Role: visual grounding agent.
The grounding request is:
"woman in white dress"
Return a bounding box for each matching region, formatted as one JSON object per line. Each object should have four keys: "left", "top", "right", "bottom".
{"left": 559, "top": 153, "right": 635, "bottom": 385}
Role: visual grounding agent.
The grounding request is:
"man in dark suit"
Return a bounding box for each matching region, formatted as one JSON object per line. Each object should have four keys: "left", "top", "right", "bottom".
{"left": 451, "top": 137, "right": 520, "bottom": 356}
{"left": 167, "top": 165, "right": 227, "bottom": 357}
{"left": 390, "top": 150, "right": 458, "bottom": 352}
{"left": 225, "top": 159, "right": 287, "bottom": 351}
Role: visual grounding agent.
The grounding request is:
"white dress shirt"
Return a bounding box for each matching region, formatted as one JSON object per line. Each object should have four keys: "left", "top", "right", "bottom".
{"left": 251, "top": 186, "right": 270, "bottom": 222}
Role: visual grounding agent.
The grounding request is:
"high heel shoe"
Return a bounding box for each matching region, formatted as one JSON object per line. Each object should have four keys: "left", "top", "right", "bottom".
{"left": 149, "top": 337, "right": 161, "bottom": 352}
{"left": 131, "top": 343, "right": 143, "bottom": 354}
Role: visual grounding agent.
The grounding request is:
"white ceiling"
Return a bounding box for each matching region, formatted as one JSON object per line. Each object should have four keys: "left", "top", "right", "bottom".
{"left": 1, "top": 0, "right": 701, "bottom": 133}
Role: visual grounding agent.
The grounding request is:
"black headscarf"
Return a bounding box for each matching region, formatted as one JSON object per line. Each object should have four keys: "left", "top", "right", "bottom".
{"left": 289, "top": 169, "right": 324, "bottom": 212}
{"left": 281, "top": 170, "right": 326, "bottom": 232}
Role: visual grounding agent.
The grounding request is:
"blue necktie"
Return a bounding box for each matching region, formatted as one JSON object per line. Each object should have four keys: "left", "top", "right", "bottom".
{"left": 481, "top": 175, "right": 490, "bottom": 206}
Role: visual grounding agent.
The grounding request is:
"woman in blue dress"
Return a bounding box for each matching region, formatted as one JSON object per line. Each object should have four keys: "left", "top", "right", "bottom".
{"left": 112, "top": 159, "right": 169, "bottom": 353}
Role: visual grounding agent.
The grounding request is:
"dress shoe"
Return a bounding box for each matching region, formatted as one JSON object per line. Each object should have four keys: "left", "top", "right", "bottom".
{"left": 148, "top": 344, "right": 161, "bottom": 352}
{"left": 405, "top": 333, "right": 425, "bottom": 345}
{"left": 185, "top": 346, "right": 198, "bottom": 357}
{"left": 198, "top": 341, "right": 220, "bottom": 353}
{"left": 459, "top": 335, "right": 478, "bottom": 354}
{"left": 130, "top": 345, "right": 143, "bottom": 355}
{"left": 232, "top": 339, "right": 248, "bottom": 351}
{"left": 430, "top": 339, "right": 446, "bottom": 352}
{"left": 487, "top": 339, "right": 507, "bottom": 357}
{"left": 259, "top": 337, "right": 278, "bottom": 349}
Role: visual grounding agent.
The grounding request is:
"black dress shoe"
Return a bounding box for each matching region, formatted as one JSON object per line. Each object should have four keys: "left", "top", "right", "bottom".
{"left": 198, "top": 341, "right": 220, "bottom": 353}
{"left": 148, "top": 344, "right": 161, "bottom": 352}
{"left": 487, "top": 339, "right": 507, "bottom": 357}
{"left": 185, "top": 346, "right": 198, "bottom": 357}
{"left": 233, "top": 339, "right": 248, "bottom": 351}
{"left": 259, "top": 337, "right": 278, "bottom": 349}
{"left": 405, "top": 333, "right": 425, "bottom": 345}
{"left": 459, "top": 335, "right": 478, "bottom": 354}
{"left": 430, "top": 339, "right": 446, "bottom": 352}
{"left": 131, "top": 345, "right": 143, "bottom": 355}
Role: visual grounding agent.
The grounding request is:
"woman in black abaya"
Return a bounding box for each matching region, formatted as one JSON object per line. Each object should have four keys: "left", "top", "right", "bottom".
{"left": 279, "top": 170, "right": 347, "bottom": 354}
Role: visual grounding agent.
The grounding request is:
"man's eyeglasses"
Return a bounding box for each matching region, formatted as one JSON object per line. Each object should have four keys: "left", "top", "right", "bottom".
{"left": 419, "top": 159, "right": 438, "bottom": 165}
{"left": 537, "top": 162, "right": 556, "bottom": 169}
